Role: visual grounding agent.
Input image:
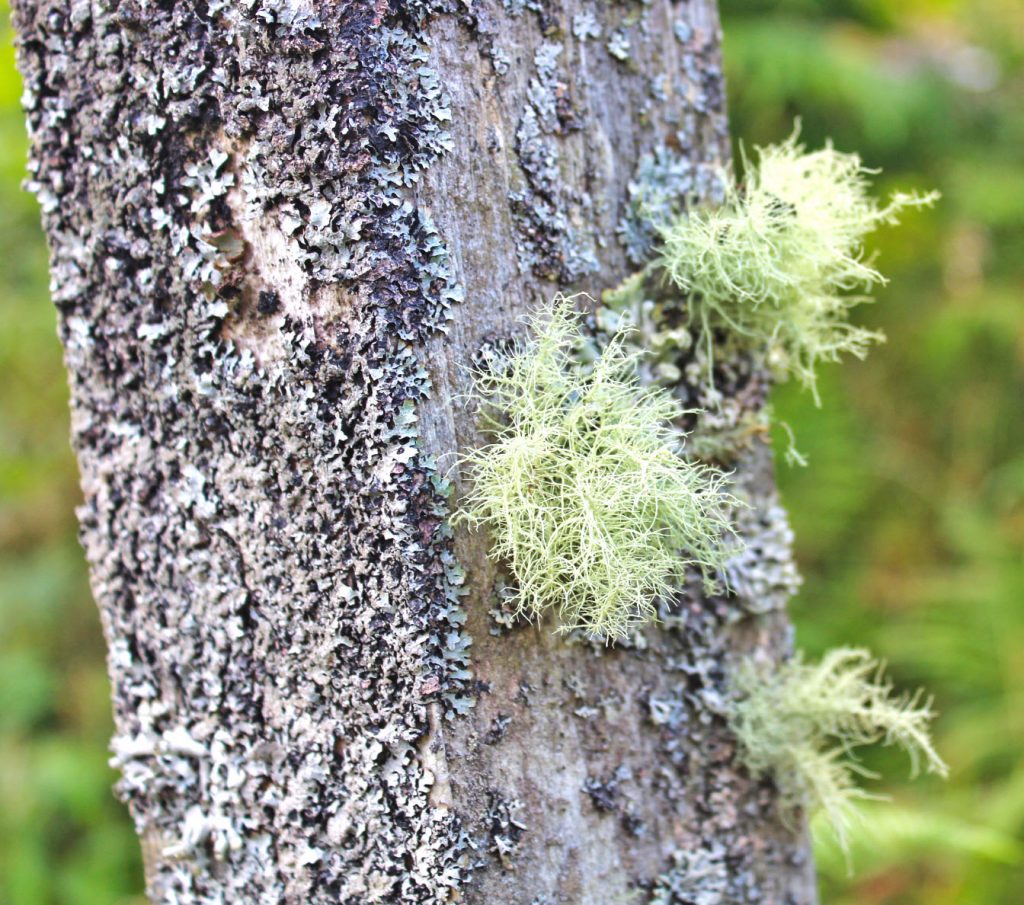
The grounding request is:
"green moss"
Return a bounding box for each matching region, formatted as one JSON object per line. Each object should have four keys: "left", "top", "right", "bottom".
{"left": 456, "top": 297, "right": 738, "bottom": 641}
{"left": 728, "top": 647, "right": 947, "bottom": 851}
{"left": 657, "top": 131, "right": 938, "bottom": 401}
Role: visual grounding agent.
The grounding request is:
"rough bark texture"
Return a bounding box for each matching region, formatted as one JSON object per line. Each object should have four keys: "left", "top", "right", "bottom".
{"left": 14, "top": 1, "right": 817, "bottom": 903}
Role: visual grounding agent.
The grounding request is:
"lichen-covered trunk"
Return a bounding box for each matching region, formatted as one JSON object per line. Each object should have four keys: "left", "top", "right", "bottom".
{"left": 13, "top": 1, "right": 816, "bottom": 902}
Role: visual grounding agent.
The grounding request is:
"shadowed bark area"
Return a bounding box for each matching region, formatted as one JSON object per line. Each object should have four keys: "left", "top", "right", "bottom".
{"left": 14, "top": 0, "right": 817, "bottom": 902}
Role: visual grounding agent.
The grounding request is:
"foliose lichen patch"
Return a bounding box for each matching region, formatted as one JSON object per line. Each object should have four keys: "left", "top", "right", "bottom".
{"left": 510, "top": 40, "right": 600, "bottom": 282}
{"left": 626, "top": 563, "right": 807, "bottom": 904}
{"left": 647, "top": 844, "right": 730, "bottom": 905}
{"left": 618, "top": 145, "right": 725, "bottom": 266}
{"left": 485, "top": 790, "right": 528, "bottom": 869}
{"left": 15, "top": 1, "right": 478, "bottom": 901}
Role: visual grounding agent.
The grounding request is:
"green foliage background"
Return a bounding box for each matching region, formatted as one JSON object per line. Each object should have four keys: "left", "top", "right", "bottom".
{"left": 0, "top": 2, "right": 146, "bottom": 902}
{"left": 0, "top": 0, "right": 1020, "bottom": 901}
{"left": 722, "top": 0, "right": 1024, "bottom": 902}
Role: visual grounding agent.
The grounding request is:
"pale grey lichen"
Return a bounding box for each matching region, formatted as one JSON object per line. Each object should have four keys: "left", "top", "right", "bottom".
{"left": 607, "top": 29, "right": 631, "bottom": 63}
{"left": 583, "top": 764, "right": 632, "bottom": 812}
{"left": 617, "top": 146, "right": 723, "bottom": 266}
{"left": 721, "top": 498, "right": 802, "bottom": 617}
{"left": 572, "top": 11, "right": 601, "bottom": 42}
{"left": 648, "top": 845, "right": 729, "bottom": 905}
{"left": 486, "top": 791, "right": 527, "bottom": 869}
{"left": 673, "top": 20, "right": 693, "bottom": 45}
{"left": 509, "top": 41, "right": 599, "bottom": 282}
{"left": 502, "top": 0, "right": 542, "bottom": 16}
{"left": 16, "top": 1, "right": 474, "bottom": 901}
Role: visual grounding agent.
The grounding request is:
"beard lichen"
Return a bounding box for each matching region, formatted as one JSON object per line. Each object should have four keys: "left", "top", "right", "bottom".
{"left": 656, "top": 131, "right": 938, "bottom": 401}
{"left": 456, "top": 297, "right": 739, "bottom": 642}
{"left": 727, "top": 648, "right": 948, "bottom": 852}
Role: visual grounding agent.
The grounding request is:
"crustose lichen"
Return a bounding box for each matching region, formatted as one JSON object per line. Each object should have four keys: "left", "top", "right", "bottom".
{"left": 456, "top": 297, "right": 738, "bottom": 641}
{"left": 727, "top": 647, "right": 948, "bottom": 852}
{"left": 658, "top": 131, "right": 938, "bottom": 401}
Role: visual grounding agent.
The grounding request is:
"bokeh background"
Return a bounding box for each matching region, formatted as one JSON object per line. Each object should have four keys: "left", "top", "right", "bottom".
{"left": 0, "top": 0, "right": 1021, "bottom": 902}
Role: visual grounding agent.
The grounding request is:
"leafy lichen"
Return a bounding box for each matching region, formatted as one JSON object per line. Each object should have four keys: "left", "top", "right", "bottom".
{"left": 727, "top": 647, "right": 947, "bottom": 851}
{"left": 457, "top": 297, "right": 738, "bottom": 641}
{"left": 648, "top": 844, "right": 729, "bottom": 905}
{"left": 658, "top": 131, "right": 938, "bottom": 400}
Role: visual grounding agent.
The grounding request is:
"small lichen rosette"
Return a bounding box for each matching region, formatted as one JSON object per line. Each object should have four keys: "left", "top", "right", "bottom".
{"left": 457, "top": 297, "right": 738, "bottom": 641}
{"left": 659, "top": 131, "right": 938, "bottom": 399}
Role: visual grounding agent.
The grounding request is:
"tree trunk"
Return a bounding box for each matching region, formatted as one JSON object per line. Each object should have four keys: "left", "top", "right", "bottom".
{"left": 14, "top": 1, "right": 816, "bottom": 902}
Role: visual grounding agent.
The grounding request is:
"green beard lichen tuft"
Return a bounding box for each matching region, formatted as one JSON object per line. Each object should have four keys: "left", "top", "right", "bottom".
{"left": 456, "top": 296, "right": 739, "bottom": 642}
{"left": 658, "top": 130, "right": 938, "bottom": 401}
{"left": 728, "top": 647, "right": 948, "bottom": 852}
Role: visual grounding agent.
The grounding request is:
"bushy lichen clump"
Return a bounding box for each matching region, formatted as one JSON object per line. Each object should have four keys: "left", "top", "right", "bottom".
{"left": 457, "top": 298, "right": 737, "bottom": 641}
{"left": 728, "top": 648, "right": 947, "bottom": 850}
{"left": 658, "top": 133, "right": 938, "bottom": 399}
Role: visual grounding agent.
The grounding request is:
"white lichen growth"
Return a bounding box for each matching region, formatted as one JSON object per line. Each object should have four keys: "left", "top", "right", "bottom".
{"left": 659, "top": 131, "right": 938, "bottom": 400}
{"left": 728, "top": 647, "right": 948, "bottom": 851}
{"left": 457, "top": 297, "right": 738, "bottom": 641}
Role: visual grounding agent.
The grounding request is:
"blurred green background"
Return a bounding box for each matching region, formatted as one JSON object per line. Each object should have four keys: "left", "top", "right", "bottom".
{"left": 0, "top": 2, "right": 146, "bottom": 902}
{"left": 722, "top": 0, "right": 1024, "bottom": 903}
{"left": 0, "top": 0, "right": 1020, "bottom": 902}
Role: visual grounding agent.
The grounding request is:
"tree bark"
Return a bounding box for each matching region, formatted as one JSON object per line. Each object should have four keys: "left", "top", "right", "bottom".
{"left": 14, "top": 1, "right": 817, "bottom": 903}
